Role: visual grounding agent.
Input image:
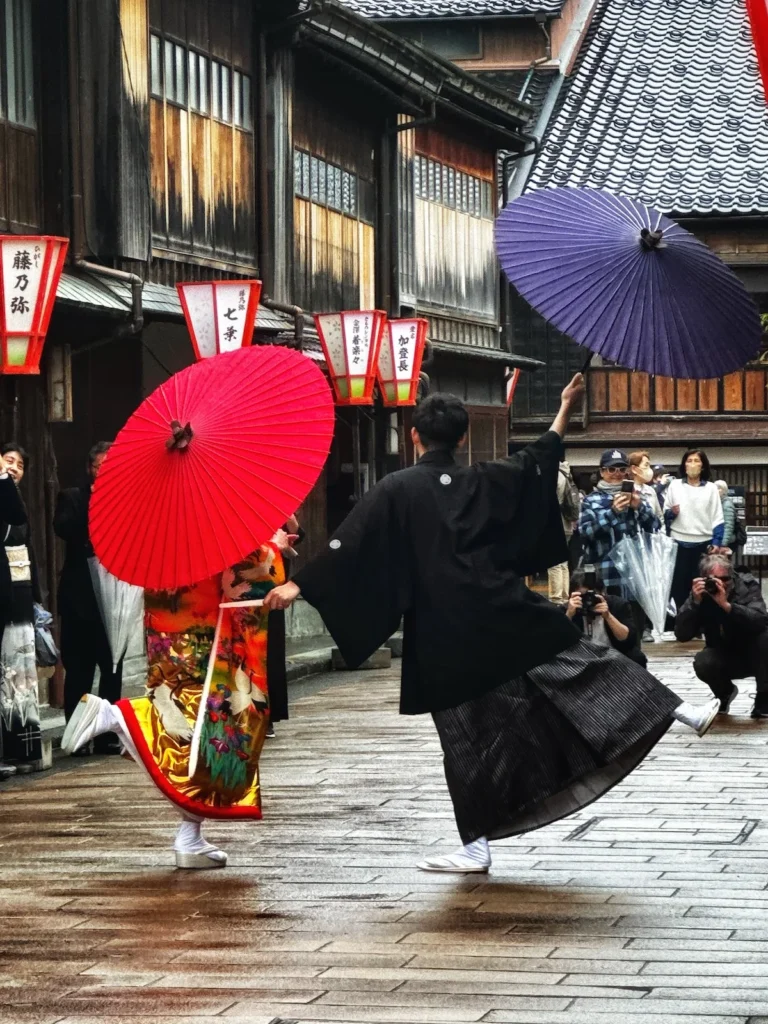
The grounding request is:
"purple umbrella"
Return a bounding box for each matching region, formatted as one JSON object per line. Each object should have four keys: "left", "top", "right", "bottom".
{"left": 495, "top": 187, "right": 762, "bottom": 379}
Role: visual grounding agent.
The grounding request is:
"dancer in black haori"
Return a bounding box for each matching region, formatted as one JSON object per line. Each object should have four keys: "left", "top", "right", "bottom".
{"left": 264, "top": 375, "right": 718, "bottom": 874}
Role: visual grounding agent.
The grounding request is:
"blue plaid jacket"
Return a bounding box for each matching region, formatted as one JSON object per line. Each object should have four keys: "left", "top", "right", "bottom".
{"left": 578, "top": 490, "right": 658, "bottom": 590}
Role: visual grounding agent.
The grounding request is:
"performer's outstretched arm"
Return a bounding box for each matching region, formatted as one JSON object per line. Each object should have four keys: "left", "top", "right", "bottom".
{"left": 550, "top": 373, "right": 586, "bottom": 438}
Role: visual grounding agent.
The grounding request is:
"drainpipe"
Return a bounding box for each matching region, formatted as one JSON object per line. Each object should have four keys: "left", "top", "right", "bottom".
{"left": 68, "top": 0, "right": 143, "bottom": 334}
{"left": 260, "top": 296, "right": 306, "bottom": 349}
{"left": 257, "top": 29, "right": 273, "bottom": 296}
{"left": 518, "top": 11, "right": 553, "bottom": 103}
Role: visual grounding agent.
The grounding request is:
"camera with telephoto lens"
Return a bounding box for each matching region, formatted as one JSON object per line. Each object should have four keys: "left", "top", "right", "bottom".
{"left": 704, "top": 577, "right": 720, "bottom": 596}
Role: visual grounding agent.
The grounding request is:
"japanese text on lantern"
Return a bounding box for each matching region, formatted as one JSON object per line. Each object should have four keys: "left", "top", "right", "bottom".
{"left": 398, "top": 333, "right": 410, "bottom": 373}
{"left": 10, "top": 247, "right": 39, "bottom": 316}
{"left": 351, "top": 319, "right": 361, "bottom": 366}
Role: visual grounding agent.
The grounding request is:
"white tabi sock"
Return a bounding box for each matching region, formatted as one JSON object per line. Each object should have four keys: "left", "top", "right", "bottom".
{"left": 417, "top": 836, "right": 491, "bottom": 873}
{"left": 173, "top": 818, "right": 228, "bottom": 867}
{"left": 673, "top": 698, "right": 720, "bottom": 737}
{"left": 174, "top": 819, "right": 215, "bottom": 855}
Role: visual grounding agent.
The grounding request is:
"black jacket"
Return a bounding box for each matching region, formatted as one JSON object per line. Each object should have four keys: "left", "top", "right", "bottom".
{"left": 675, "top": 572, "right": 768, "bottom": 648}
{"left": 0, "top": 475, "right": 30, "bottom": 627}
{"left": 295, "top": 430, "right": 580, "bottom": 715}
{"left": 567, "top": 593, "right": 641, "bottom": 658}
{"left": 53, "top": 485, "right": 100, "bottom": 621}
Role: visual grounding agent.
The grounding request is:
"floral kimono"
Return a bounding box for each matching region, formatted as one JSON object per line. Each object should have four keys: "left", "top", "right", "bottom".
{"left": 117, "top": 542, "right": 286, "bottom": 819}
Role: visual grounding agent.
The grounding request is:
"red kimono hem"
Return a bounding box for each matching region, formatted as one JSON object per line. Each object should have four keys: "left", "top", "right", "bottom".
{"left": 117, "top": 699, "right": 263, "bottom": 821}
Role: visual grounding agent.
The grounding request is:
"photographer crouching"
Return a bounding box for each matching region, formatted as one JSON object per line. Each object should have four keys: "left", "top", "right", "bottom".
{"left": 674, "top": 552, "right": 768, "bottom": 718}
{"left": 565, "top": 568, "right": 647, "bottom": 668}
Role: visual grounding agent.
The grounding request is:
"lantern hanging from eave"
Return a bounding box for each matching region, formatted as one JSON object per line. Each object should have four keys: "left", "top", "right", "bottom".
{"left": 314, "top": 309, "right": 386, "bottom": 405}
{"left": 747, "top": 0, "right": 768, "bottom": 103}
{"left": 177, "top": 279, "right": 262, "bottom": 360}
{"left": 377, "top": 317, "right": 428, "bottom": 406}
{"left": 0, "top": 235, "right": 68, "bottom": 374}
{"left": 506, "top": 367, "right": 522, "bottom": 407}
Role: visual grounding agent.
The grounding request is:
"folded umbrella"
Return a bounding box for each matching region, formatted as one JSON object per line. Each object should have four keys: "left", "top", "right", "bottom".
{"left": 89, "top": 346, "right": 335, "bottom": 591}
{"left": 610, "top": 532, "right": 678, "bottom": 635}
{"left": 495, "top": 187, "right": 762, "bottom": 379}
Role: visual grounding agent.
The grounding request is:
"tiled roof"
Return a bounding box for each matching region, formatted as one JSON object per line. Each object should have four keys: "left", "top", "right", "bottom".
{"left": 479, "top": 69, "right": 558, "bottom": 126}
{"left": 338, "top": 0, "right": 564, "bottom": 19}
{"left": 56, "top": 271, "right": 294, "bottom": 331}
{"left": 528, "top": 0, "right": 768, "bottom": 216}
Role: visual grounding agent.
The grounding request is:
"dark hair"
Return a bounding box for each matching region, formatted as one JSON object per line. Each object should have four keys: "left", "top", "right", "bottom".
{"left": 0, "top": 442, "right": 28, "bottom": 466}
{"left": 679, "top": 448, "right": 711, "bottom": 483}
{"left": 88, "top": 441, "right": 112, "bottom": 467}
{"left": 570, "top": 568, "right": 606, "bottom": 593}
{"left": 412, "top": 393, "right": 469, "bottom": 451}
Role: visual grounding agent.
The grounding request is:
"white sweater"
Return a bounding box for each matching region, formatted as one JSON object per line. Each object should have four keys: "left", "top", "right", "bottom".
{"left": 664, "top": 478, "right": 723, "bottom": 543}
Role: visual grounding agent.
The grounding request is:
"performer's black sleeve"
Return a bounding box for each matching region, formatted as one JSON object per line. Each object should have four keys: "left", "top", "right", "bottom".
{"left": 294, "top": 481, "right": 407, "bottom": 669}
{"left": 479, "top": 430, "right": 568, "bottom": 576}
{"left": 0, "top": 475, "right": 27, "bottom": 527}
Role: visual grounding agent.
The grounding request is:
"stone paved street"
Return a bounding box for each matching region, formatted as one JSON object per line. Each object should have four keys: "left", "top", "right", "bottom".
{"left": 4, "top": 655, "right": 768, "bottom": 1023}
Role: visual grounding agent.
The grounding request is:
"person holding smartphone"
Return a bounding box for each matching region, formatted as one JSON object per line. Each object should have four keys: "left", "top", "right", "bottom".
{"left": 578, "top": 449, "right": 658, "bottom": 596}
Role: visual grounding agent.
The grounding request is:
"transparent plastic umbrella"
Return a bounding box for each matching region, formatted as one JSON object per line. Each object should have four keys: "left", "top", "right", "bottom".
{"left": 88, "top": 557, "right": 144, "bottom": 671}
{"left": 610, "top": 532, "right": 678, "bottom": 634}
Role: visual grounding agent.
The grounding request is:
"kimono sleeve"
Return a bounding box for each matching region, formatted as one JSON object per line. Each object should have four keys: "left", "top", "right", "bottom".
{"left": 480, "top": 430, "right": 568, "bottom": 576}
{"left": 293, "top": 481, "right": 408, "bottom": 669}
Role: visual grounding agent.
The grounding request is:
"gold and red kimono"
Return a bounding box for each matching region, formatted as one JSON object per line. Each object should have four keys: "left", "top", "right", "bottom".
{"left": 117, "top": 542, "right": 286, "bottom": 820}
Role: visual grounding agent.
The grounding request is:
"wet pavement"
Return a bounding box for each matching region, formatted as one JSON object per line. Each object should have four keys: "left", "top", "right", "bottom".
{"left": 3, "top": 655, "right": 768, "bottom": 1023}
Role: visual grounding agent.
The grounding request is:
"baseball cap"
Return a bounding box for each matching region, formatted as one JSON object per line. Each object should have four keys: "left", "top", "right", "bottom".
{"left": 600, "top": 448, "right": 629, "bottom": 469}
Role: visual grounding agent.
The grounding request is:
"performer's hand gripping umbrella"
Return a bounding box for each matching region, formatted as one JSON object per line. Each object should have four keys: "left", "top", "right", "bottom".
{"left": 495, "top": 186, "right": 762, "bottom": 379}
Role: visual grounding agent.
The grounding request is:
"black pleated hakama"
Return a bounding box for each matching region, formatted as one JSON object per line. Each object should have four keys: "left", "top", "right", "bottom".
{"left": 433, "top": 638, "right": 681, "bottom": 843}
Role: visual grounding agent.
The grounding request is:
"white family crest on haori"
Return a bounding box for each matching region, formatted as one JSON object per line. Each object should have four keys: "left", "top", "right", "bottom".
{"left": 88, "top": 558, "right": 145, "bottom": 672}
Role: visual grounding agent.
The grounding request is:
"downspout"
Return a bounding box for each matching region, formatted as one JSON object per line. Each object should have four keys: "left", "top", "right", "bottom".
{"left": 260, "top": 297, "right": 306, "bottom": 350}
{"left": 257, "top": 29, "right": 272, "bottom": 297}
{"left": 517, "top": 11, "right": 552, "bottom": 104}
{"left": 68, "top": 0, "right": 143, "bottom": 334}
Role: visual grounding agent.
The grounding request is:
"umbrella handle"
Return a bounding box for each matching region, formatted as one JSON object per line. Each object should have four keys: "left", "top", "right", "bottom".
{"left": 580, "top": 352, "right": 593, "bottom": 375}
{"left": 187, "top": 599, "right": 265, "bottom": 779}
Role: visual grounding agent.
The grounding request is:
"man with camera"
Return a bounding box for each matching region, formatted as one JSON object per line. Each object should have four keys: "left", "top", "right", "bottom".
{"left": 565, "top": 567, "right": 647, "bottom": 668}
{"left": 675, "top": 552, "right": 768, "bottom": 718}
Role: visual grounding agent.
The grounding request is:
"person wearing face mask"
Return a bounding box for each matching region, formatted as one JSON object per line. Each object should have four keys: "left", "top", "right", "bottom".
{"left": 665, "top": 449, "right": 724, "bottom": 615}
{"left": 628, "top": 451, "right": 663, "bottom": 523}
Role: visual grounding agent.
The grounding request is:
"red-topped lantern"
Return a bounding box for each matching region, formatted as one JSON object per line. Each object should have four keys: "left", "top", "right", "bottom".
{"left": 505, "top": 367, "right": 522, "bottom": 407}
{"left": 377, "top": 317, "right": 428, "bottom": 406}
{"left": 177, "top": 279, "right": 262, "bottom": 360}
{"left": 314, "top": 309, "right": 386, "bottom": 404}
{"left": 0, "top": 235, "right": 68, "bottom": 374}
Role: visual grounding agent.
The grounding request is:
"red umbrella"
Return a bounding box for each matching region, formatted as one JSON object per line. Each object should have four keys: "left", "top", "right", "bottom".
{"left": 89, "top": 346, "right": 335, "bottom": 590}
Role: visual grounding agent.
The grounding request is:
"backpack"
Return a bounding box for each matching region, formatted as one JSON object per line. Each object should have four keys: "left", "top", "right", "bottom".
{"left": 559, "top": 469, "right": 581, "bottom": 523}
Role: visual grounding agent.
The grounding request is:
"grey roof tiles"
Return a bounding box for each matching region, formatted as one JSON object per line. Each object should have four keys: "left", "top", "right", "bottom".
{"left": 338, "top": 0, "right": 564, "bottom": 19}
{"left": 528, "top": 0, "right": 768, "bottom": 215}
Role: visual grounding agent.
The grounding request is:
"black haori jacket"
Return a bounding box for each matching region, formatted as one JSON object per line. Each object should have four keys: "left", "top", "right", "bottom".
{"left": 294, "top": 430, "right": 580, "bottom": 715}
